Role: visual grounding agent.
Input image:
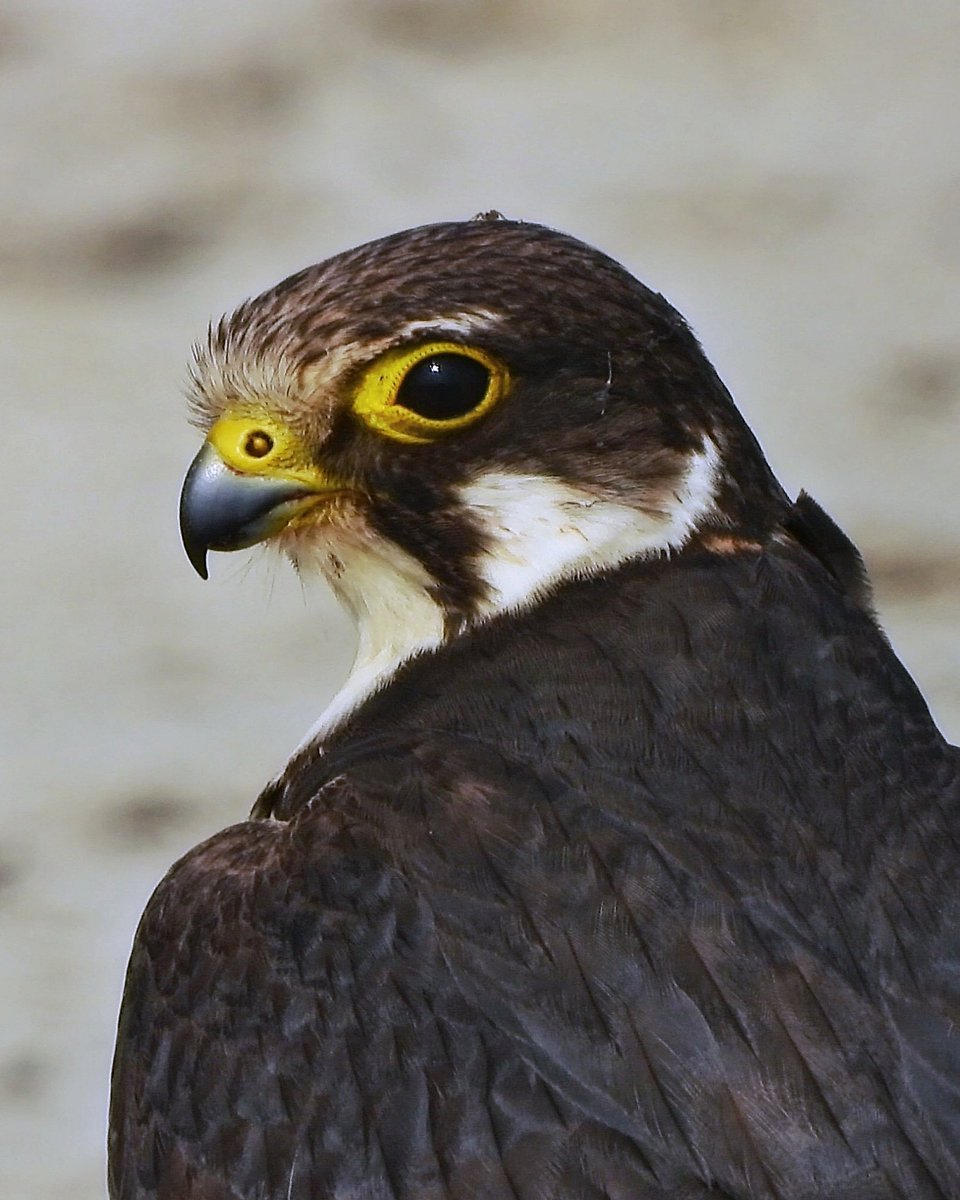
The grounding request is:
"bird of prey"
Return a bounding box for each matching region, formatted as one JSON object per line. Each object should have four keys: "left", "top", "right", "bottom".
{"left": 109, "top": 217, "right": 960, "bottom": 1200}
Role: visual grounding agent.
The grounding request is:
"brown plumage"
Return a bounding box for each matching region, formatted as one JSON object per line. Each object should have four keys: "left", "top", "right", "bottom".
{"left": 110, "top": 218, "right": 960, "bottom": 1199}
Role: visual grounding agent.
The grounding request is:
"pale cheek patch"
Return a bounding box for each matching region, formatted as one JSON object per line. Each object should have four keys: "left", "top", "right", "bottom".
{"left": 458, "top": 439, "right": 720, "bottom": 617}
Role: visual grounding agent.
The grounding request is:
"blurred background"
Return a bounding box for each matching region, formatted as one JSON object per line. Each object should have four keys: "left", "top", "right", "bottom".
{"left": 2, "top": 1, "right": 958, "bottom": 1195}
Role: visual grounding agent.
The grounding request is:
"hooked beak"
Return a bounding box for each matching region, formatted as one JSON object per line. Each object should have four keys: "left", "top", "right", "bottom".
{"left": 179, "top": 415, "right": 342, "bottom": 579}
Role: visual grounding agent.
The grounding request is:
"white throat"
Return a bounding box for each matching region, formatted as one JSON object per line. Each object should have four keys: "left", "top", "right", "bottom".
{"left": 286, "top": 528, "right": 446, "bottom": 752}
{"left": 285, "top": 439, "right": 719, "bottom": 753}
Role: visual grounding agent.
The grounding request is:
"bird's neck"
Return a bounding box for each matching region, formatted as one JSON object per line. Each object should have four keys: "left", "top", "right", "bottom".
{"left": 267, "top": 539, "right": 951, "bottom": 874}
{"left": 286, "top": 449, "right": 724, "bottom": 756}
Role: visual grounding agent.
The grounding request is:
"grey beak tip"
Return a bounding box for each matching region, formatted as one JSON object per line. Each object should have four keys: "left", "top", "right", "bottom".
{"left": 186, "top": 542, "right": 210, "bottom": 580}
{"left": 180, "top": 507, "right": 211, "bottom": 579}
{"left": 179, "top": 451, "right": 212, "bottom": 579}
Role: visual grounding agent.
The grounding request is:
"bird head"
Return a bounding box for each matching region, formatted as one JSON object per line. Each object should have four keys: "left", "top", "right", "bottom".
{"left": 181, "top": 218, "right": 786, "bottom": 657}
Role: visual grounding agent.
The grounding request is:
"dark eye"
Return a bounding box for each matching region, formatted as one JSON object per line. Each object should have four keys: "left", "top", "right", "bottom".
{"left": 395, "top": 353, "right": 491, "bottom": 420}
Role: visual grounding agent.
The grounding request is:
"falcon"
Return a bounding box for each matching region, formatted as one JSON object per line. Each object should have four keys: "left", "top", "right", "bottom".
{"left": 109, "top": 217, "right": 960, "bottom": 1199}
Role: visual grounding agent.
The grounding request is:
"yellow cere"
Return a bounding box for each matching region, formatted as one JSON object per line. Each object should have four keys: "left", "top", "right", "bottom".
{"left": 206, "top": 413, "right": 336, "bottom": 489}
{"left": 352, "top": 341, "right": 509, "bottom": 444}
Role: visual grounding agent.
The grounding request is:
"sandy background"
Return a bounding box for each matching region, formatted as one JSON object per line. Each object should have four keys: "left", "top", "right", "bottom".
{"left": 2, "top": 2, "right": 958, "bottom": 1196}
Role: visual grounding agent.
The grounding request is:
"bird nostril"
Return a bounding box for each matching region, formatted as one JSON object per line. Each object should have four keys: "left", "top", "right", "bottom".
{"left": 244, "top": 431, "right": 274, "bottom": 459}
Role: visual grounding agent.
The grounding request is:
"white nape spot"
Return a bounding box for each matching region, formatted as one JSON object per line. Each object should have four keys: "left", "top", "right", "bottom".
{"left": 461, "top": 439, "right": 721, "bottom": 618}
{"left": 287, "top": 528, "right": 446, "bottom": 748}
{"left": 395, "top": 310, "right": 503, "bottom": 340}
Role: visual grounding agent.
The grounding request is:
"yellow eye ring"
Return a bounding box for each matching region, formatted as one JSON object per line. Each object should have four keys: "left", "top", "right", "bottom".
{"left": 353, "top": 341, "right": 509, "bottom": 444}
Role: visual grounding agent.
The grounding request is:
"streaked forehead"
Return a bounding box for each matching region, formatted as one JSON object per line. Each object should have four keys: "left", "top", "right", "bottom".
{"left": 187, "top": 218, "right": 640, "bottom": 427}
{"left": 188, "top": 308, "right": 507, "bottom": 433}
